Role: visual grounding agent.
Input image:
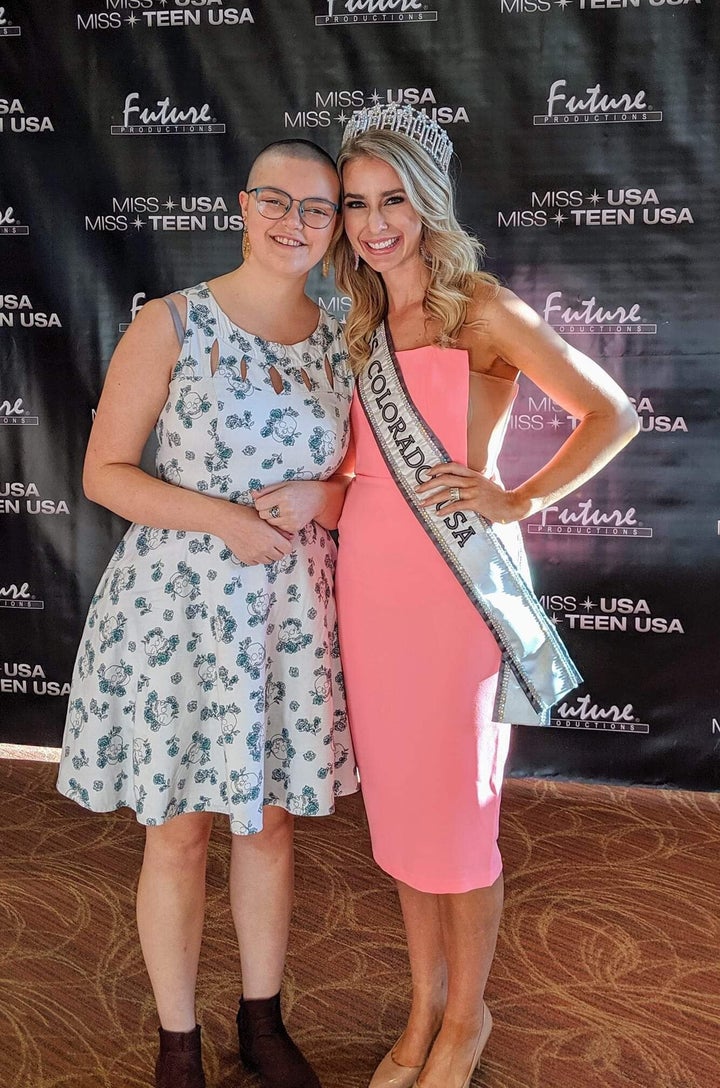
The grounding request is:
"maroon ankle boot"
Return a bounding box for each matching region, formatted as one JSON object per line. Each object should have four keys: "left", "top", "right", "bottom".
{"left": 155, "top": 1024, "right": 206, "bottom": 1088}
{"left": 237, "top": 993, "right": 321, "bottom": 1088}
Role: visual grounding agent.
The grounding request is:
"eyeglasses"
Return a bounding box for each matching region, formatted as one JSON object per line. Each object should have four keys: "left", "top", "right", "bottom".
{"left": 247, "top": 187, "right": 339, "bottom": 229}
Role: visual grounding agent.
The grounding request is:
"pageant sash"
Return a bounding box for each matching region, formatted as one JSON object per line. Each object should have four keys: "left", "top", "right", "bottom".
{"left": 357, "top": 321, "right": 582, "bottom": 726}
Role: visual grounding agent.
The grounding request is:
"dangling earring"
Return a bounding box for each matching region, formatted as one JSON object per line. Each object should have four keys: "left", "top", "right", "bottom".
{"left": 420, "top": 235, "right": 432, "bottom": 265}
{"left": 242, "top": 229, "right": 251, "bottom": 261}
{"left": 322, "top": 254, "right": 331, "bottom": 278}
{"left": 353, "top": 250, "right": 360, "bottom": 271}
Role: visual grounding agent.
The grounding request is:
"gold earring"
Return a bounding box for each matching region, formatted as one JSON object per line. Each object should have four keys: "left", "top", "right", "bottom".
{"left": 321, "top": 254, "right": 331, "bottom": 278}
{"left": 242, "top": 230, "right": 251, "bottom": 261}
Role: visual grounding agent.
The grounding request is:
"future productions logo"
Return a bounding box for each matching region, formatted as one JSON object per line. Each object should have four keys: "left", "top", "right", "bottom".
{"left": 527, "top": 497, "right": 653, "bottom": 538}
{"left": 535, "top": 79, "right": 661, "bottom": 126}
{"left": 77, "top": 2, "right": 254, "bottom": 32}
{"left": 0, "top": 583, "right": 43, "bottom": 611}
{"left": 316, "top": 0, "right": 438, "bottom": 26}
{"left": 498, "top": 186, "right": 694, "bottom": 229}
{"left": 0, "top": 206, "right": 29, "bottom": 236}
{"left": 549, "top": 693, "right": 649, "bottom": 735}
{"left": 544, "top": 290, "right": 656, "bottom": 335}
{"left": 0, "top": 5, "right": 21, "bottom": 36}
{"left": 540, "top": 593, "right": 684, "bottom": 635}
{"left": 285, "top": 86, "right": 468, "bottom": 131}
{"left": 0, "top": 397, "right": 38, "bottom": 427}
{"left": 111, "top": 92, "right": 225, "bottom": 135}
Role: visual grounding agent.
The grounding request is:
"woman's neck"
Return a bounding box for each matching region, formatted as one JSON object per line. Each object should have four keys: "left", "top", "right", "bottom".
{"left": 231, "top": 261, "right": 312, "bottom": 313}
{"left": 383, "top": 260, "right": 430, "bottom": 316}
{"left": 208, "top": 262, "right": 317, "bottom": 342}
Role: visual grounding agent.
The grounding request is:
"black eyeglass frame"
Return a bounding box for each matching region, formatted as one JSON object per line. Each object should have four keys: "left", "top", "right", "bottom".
{"left": 246, "top": 187, "right": 340, "bottom": 229}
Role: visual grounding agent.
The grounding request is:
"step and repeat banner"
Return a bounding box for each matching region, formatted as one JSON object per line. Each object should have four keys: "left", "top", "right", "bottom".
{"left": 1, "top": 0, "right": 718, "bottom": 789}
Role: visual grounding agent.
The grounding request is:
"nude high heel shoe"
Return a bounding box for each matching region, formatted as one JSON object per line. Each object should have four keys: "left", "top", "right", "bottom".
{"left": 368, "top": 1037, "right": 425, "bottom": 1088}
{"left": 415, "top": 1003, "right": 492, "bottom": 1088}
{"left": 459, "top": 1004, "right": 493, "bottom": 1088}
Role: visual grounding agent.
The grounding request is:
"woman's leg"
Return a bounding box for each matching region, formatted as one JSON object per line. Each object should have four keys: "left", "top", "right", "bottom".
{"left": 230, "top": 806, "right": 320, "bottom": 1088}
{"left": 229, "top": 804, "right": 295, "bottom": 996}
{"left": 390, "top": 881, "right": 447, "bottom": 1067}
{"left": 136, "top": 811, "right": 215, "bottom": 1031}
{"left": 417, "top": 874, "right": 504, "bottom": 1087}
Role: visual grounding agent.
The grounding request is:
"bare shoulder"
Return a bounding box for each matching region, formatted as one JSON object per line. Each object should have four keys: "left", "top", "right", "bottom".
{"left": 465, "top": 278, "right": 502, "bottom": 326}
{"left": 127, "top": 294, "right": 186, "bottom": 339}
{"left": 112, "top": 295, "right": 185, "bottom": 366}
{"left": 480, "top": 285, "right": 536, "bottom": 326}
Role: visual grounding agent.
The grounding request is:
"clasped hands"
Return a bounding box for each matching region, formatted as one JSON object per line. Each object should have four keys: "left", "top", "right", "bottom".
{"left": 415, "top": 461, "right": 520, "bottom": 525}
{"left": 221, "top": 481, "right": 322, "bottom": 567}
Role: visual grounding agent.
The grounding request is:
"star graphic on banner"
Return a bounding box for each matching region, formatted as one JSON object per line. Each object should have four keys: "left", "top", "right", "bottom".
{"left": 551, "top": 613, "right": 564, "bottom": 626}
{"left": 552, "top": 211, "right": 566, "bottom": 226}
{"left": 125, "top": 13, "right": 138, "bottom": 26}
{"left": 158, "top": 0, "right": 169, "bottom": 6}
{"left": 555, "top": 0, "right": 572, "bottom": 9}
{"left": 370, "top": 89, "right": 382, "bottom": 105}
{"left": 335, "top": 111, "right": 349, "bottom": 126}
{"left": 581, "top": 596, "right": 596, "bottom": 611}
{"left": 588, "top": 189, "right": 602, "bottom": 205}
{"left": 164, "top": 197, "right": 177, "bottom": 211}
{"left": 132, "top": 217, "right": 145, "bottom": 231}
{"left": 549, "top": 415, "right": 563, "bottom": 430}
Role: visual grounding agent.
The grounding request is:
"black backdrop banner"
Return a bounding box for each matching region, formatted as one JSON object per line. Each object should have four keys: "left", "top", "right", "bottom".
{"left": 1, "top": 1, "right": 718, "bottom": 790}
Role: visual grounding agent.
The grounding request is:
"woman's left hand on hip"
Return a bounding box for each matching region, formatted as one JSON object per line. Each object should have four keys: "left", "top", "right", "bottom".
{"left": 416, "top": 461, "right": 518, "bottom": 525}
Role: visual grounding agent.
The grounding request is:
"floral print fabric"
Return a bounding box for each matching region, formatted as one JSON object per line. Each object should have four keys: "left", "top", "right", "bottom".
{"left": 57, "top": 283, "right": 357, "bottom": 833}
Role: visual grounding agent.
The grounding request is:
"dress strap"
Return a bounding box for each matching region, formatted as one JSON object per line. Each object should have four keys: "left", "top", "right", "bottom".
{"left": 163, "top": 296, "right": 186, "bottom": 348}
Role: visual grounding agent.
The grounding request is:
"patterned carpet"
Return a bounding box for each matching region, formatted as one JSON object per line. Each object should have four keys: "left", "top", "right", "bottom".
{"left": 1, "top": 757, "right": 718, "bottom": 1088}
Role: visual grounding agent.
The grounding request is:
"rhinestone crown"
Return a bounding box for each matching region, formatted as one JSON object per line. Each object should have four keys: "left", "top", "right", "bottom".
{"left": 342, "top": 103, "right": 454, "bottom": 174}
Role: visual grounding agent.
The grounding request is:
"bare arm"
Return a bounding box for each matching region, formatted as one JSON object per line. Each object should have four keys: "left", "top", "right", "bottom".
{"left": 83, "top": 297, "right": 295, "bottom": 564}
{"left": 418, "top": 287, "right": 639, "bottom": 522}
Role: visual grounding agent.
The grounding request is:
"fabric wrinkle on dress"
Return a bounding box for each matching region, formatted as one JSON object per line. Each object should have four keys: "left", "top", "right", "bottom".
{"left": 57, "top": 282, "right": 358, "bottom": 833}
{"left": 336, "top": 345, "right": 518, "bottom": 894}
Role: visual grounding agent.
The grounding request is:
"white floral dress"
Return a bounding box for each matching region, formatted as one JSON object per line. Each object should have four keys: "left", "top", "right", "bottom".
{"left": 57, "top": 283, "right": 357, "bottom": 833}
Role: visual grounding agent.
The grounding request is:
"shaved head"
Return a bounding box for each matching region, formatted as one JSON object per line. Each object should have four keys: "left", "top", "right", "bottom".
{"left": 246, "top": 139, "right": 337, "bottom": 190}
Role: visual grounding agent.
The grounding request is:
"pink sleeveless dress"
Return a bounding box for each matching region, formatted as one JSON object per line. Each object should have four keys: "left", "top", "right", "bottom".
{"left": 335, "top": 346, "right": 517, "bottom": 894}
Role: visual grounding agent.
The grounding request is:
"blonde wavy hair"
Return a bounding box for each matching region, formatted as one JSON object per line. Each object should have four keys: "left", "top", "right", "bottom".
{"left": 334, "top": 128, "right": 498, "bottom": 372}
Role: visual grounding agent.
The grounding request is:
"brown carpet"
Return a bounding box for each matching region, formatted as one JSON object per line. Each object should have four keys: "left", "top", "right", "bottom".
{"left": 1, "top": 759, "right": 718, "bottom": 1088}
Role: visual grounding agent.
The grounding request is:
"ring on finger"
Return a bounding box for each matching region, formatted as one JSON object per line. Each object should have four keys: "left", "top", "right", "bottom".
{"left": 269, "top": 505, "right": 281, "bottom": 519}
{"left": 450, "top": 486, "right": 461, "bottom": 503}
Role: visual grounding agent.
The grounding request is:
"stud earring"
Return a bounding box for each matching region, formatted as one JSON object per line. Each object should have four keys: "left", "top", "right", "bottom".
{"left": 322, "top": 254, "right": 331, "bottom": 278}
{"left": 242, "top": 230, "right": 251, "bottom": 261}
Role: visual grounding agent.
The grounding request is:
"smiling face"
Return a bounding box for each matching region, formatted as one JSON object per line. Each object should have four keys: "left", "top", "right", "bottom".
{"left": 341, "top": 154, "right": 425, "bottom": 278}
{"left": 239, "top": 153, "right": 339, "bottom": 277}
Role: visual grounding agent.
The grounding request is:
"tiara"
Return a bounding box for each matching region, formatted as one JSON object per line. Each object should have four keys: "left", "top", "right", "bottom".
{"left": 342, "top": 103, "right": 454, "bottom": 174}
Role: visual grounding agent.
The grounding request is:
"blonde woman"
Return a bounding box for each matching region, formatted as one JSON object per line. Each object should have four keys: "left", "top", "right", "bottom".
{"left": 333, "top": 106, "right": 638, "bottom": 1088}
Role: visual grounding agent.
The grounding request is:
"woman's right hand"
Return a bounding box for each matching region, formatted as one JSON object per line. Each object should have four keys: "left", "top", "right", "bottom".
{"left": 220, "top": 503, "right": 296, "bottom": 566}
